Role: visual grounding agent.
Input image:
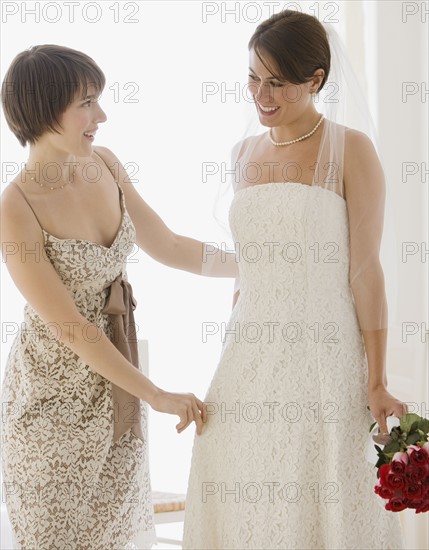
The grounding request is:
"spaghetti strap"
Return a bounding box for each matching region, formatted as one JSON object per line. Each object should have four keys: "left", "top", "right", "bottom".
{"left": 12, "top": 181, "right": 45, "bottom": 231}
{"left": 93, "top": 150, "right": 124, "bottom": 214}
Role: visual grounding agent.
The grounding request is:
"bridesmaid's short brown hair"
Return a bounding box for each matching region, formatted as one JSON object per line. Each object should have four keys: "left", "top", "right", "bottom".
{"left": 248, "top": 10, "right": 330, "bottom": 93}
{"left": 1, "top": 44, "right": 105, "bottom": 147}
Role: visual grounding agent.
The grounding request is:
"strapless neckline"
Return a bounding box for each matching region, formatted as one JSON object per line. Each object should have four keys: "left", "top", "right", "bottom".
{"left": 234, "top": 181, "right": 345, "bottom": 203}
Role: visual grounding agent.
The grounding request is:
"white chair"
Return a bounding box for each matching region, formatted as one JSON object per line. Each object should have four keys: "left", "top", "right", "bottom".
{"left": 138, "top": 340, "right": 185, "bottom": 546}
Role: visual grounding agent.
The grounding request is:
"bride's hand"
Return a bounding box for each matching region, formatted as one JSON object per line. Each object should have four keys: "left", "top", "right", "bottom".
{"left": 368, "top": 384, "right": 409, "bottom": 435}
{"left": 149, "top": 389, "right": 207, "bottom": 435}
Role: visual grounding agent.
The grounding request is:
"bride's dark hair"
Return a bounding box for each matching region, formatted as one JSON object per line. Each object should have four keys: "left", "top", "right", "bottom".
{"left": 248, "top": 10, "right": 331, "bottom": 93}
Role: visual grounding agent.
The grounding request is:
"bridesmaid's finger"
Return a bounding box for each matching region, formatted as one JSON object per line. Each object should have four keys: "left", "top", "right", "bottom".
{"left": 178, "top": 406, "right": 193, "bottom": 434}
{"left": 192, "top": 402, "right": 203, "bottom": 435}
{"left": 195, "top": 398, "right": 207, "bottom": 422}
{"left": 176, "top": 407, "right": 189, "bottom": 432}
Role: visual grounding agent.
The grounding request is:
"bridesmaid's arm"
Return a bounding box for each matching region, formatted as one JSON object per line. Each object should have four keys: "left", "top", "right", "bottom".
{"left": 0, "top": 185, "right": 205, "bottom": 434}
{"left": 94, "top": 146, "right": 238, "bottom": 278}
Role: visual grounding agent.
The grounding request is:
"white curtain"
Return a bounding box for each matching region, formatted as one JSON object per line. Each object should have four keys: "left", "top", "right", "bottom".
{"left": 348, "top": 1, "right": 428, "bottom": 547}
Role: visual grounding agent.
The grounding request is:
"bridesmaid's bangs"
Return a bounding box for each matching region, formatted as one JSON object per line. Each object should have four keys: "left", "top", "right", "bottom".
{"left": 0, "top": 44, "right": 106, "bottom": 147}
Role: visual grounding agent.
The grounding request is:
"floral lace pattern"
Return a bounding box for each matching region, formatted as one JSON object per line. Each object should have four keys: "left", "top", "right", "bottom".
{"left": 182, "top": 183, "right": 405, "bottom": 549}
{"left": 1, "top": 185, "right": 156, "bottom": 549}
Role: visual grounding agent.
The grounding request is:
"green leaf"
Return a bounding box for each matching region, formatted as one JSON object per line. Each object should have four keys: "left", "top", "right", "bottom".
{"left": 369, "top": 421, "right": 377, "bottom": 433}
{"left": 417, "top": 418, "right": 429, "bottom": 433}
{"left": 400, "top": 413, "right": 422, "bottom": 433}
{"left": 409, "top": 421, "right": 419, "bottom": 433}
{"left": 384, "top": 452, "right": 397, "bottom": 458}
{"left": 374, "top": 453, "right": 391, "bottom": 473}
{"left": 383, "top": 441, "right": 400, "bottom": 453}
{"left": 406, "top": 432, "right": 421, "bottom": 445}
{"left": 390, "top": 430, "right": 399, "bottom": 440}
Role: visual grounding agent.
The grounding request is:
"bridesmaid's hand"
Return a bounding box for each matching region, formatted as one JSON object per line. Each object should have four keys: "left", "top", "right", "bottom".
{"left": 368, "top": 384, "right": 409, "bottom": 435}
{"left": 149, "top": 389, "right": 207, "bottom": 435}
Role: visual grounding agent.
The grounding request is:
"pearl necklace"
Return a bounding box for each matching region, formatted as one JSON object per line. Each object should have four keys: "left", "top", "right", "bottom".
{"left": 24, "top": 161, "right": 77, "bottom": 191}
{"left": 269, "top": 114, "right": 324, "bottom": 147}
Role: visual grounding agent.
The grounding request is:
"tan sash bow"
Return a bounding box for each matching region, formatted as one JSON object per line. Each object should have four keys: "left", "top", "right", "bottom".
{"left": 102, "top": 274, "right": 144, "bottom": 444}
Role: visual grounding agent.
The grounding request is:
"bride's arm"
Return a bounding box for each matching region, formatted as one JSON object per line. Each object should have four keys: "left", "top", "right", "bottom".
{"left": 343, "top": 129, "right": 388, "bottom": 389}
{"left": 94, "top": 146, "right": 238, "bottom": 278}
{"left": 344, "top": 129, "right": 408, "bottom": 432}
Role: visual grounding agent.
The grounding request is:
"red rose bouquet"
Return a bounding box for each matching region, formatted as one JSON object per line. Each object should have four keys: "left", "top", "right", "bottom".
{"left": 368, "top": 412, "right": 429, "bottom": 513}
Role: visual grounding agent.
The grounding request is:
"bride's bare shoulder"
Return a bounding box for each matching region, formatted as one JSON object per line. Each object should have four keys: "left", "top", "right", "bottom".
{"left": 343, "top": 126, "right": 382, "bottom": 187}
{"left": 344, "top": 127, "right": 377, "bottom": 160}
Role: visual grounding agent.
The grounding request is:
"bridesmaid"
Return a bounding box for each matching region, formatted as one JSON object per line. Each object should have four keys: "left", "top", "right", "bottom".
{"left": 0, "top": 44, "right": 236, "bottom": 549}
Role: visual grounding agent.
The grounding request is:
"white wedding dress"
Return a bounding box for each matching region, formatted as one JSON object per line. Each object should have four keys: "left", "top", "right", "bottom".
{"left": 182, "top": 179, "right": 405, "bottom": 549}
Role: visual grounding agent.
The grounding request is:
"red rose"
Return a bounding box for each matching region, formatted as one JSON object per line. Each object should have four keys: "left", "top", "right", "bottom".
{"left": 378, "top": 463, "right": 391, "bottom": 482}
{"left": 415, "top": 499, "right": 429, "bottom": 513}
{"left": 391, "top": 452, "right": 409, "bottom": 474}
{"left": 407, "top": 445, "right": 429, "bottom": 466}
{"left": 407, "top": 498, "right": 424, "bottom": 509}
{"left": 404, "top": 483, "right": 424, "bottom": 500}
{"left": 374, "top": 442, "right": 429, "bottom": 513}
{"left": 405, "top": 463, "right": 427, "bottom": 483}
{"left": 374, "top": 483, "right": 393, "bottom": 500}
{"left": 385, "top": 496, "right": 407, "bottom": 512}
{"left": 385, "top": 472, "right": 406, "bottom": 491}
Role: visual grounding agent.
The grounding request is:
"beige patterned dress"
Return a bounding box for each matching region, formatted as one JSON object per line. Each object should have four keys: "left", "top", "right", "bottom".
{"left": 1, "top": 179, "right": 157, "bottom": 549}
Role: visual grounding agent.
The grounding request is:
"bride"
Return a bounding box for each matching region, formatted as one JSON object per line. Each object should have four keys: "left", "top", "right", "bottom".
{"left": 183, "top": 10, "right": 408, "bottom": 549}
